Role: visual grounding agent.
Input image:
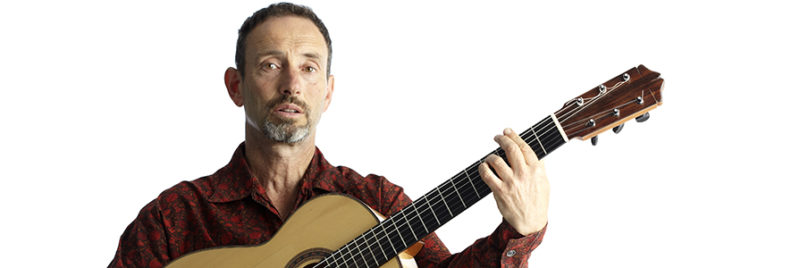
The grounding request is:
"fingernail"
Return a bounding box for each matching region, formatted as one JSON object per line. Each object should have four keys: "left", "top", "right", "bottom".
{"left": 504, "top": 128, "right": 512, "bottom": 135}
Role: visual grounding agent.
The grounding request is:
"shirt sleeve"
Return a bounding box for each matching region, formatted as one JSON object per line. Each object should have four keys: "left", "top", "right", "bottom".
{"left": 108, "top": 200, "right": 171, "bottom": 268}
{"left": 414, "top": 219, "right": 546, "bottom": 268}
{"left": 371, "top": 175, "right": 547, "bottom": 268}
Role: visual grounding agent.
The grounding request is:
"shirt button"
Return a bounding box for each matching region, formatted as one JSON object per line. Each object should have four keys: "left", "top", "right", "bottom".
{"left": 506, "top": 250, "right": 517, "bottom": 257}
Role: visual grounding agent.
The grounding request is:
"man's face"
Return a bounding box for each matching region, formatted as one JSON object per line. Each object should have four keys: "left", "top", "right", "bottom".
{"left": 240, "top": 16, "right": 332, "bottom": 143}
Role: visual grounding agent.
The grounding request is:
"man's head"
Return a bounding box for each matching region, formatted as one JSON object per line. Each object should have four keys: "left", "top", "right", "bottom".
{"left": 236, "top": 2, "right": 332, "bottom": 77}
{"left": 225, "top": 3, "right": 334, "bottom": 144}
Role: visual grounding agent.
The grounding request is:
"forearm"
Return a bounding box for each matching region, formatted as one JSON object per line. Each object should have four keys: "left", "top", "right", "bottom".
{"left": 415, "top": 220, "right": 547, "bottom": 268}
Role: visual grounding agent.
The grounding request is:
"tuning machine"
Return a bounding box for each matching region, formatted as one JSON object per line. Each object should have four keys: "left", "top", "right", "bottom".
{"left": 636, "top": 112, "right": 650, "bottom": 123}
{"left": 613, "top": 123, "right": 624, "bottom": 133}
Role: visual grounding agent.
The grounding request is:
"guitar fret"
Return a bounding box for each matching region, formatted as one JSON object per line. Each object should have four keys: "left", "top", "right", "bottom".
{"left": 325, "top": 253, "right": 338, "bottom": 268}
{"left": 411, "top": 201, "right": 429, "bottom": 234}
{"left": 423, "top": 194, "right": 441, "bottom": 226}
{"left": 435, "top": 185, "right": 453, "bottom": 217}
{"left": 464, "top": 170, "right": 480, "bottom": 197}
{"left": 370, "top": 228, "right": 388, "bottom": 263}
{"left": 449, "top": 178, "right": 466, "bottom": 208}
{"left": 391, "top": 218, "right": 407, "bottom": 248}
{"left": 343, "top": 244, "right": 354, "bottom": 268}
{"left": 336, "top": 250, "right": 346, "bottom": 268}
{"left": 354, "top": 238, "right": 367, "bottom": 267}
{"left": 380, "top": 222, "right": 397, "bottom": 256}
{"left": 400, "top": 210, "right": 418, "bottom": 241}
{"left": 359, "top": 235, "right": 378, "bottom": 267}
{"left": 529, "top": 125, "right": 547, "bottom": 155}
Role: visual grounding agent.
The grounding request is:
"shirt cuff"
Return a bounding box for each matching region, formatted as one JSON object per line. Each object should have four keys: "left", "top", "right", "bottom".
{"left": 493, "top": 220, "right": 547, "bottom": 267}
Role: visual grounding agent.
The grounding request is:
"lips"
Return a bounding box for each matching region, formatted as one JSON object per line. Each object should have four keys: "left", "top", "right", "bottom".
{"left": 273, "top": 103, "right": 304, "bottom": 116}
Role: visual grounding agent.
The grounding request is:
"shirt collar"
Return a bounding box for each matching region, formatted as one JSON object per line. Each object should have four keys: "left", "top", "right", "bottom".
{"left": 201, "top": 142, "right": 338, "bottom": 203}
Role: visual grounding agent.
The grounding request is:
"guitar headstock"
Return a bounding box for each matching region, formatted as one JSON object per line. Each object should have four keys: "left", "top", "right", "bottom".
{"left": 556, "top": 65, "right": 664, "bottom": 142}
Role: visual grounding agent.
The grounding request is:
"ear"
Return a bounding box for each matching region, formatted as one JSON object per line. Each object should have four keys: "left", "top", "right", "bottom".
{"left": 224, "top": 67, "right": 244, "bottom": 107}
{"left": 323, "top": 74, "right": 335, "bottom": 112}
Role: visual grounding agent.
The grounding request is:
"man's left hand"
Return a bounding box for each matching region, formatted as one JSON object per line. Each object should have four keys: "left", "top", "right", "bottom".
{"left": 478, "top": 128, "right": 549, "bottom": 236}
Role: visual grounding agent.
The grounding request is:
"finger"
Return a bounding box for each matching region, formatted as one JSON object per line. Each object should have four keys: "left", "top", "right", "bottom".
{"left": 485, "top": 154, "right": 513, "bottom": 181}
{"left": 504, "top": 128, "right": 539, "bottom": 164}
{"left": 478, "top": 161, "right": 502, "bottom": 192}
{"left": 495, "top": 133, "right": 525, "bottom": 173}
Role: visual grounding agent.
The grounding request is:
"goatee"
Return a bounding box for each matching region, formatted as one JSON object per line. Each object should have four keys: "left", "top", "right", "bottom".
{"left": 259, "top": 95, "right": 311, "bottom": 144}
{"left": 262, "top": 120, "right": 310, "bottom": 143}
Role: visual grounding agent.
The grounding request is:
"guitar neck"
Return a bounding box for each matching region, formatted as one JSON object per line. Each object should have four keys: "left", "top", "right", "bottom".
{"left": 324, "top": 114, "right": 569, "bottom": 267}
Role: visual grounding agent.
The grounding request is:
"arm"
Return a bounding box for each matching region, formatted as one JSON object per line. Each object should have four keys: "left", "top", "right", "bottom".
{"left": 414, "top": 220, "right": 546, "bottom": 267}
{"left": 441, "top": 127, "right": 550, "bottom": 267}
{"left": 108, "top": 200, "right": 171, "bottom": 268}
{"left": 374, "top": 129, "right": 550, "bottom": 267}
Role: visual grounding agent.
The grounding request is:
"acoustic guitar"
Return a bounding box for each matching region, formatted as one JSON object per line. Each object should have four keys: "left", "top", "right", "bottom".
{"left": 166, "top": 65, "right": 665, "bottom": 268}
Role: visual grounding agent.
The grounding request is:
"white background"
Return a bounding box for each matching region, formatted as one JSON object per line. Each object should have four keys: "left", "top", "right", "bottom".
{"left": 2, "top": 0, "right": 799, "bottom": 267}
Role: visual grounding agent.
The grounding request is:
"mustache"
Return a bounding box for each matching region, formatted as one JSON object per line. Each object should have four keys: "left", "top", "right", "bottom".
{"left": 265, "top": 95, "right": 309, "bottom": 112}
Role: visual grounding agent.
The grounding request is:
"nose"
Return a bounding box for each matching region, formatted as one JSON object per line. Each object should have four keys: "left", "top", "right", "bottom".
{"left": 279, "top": 67, "right": 302, "bottom": 96}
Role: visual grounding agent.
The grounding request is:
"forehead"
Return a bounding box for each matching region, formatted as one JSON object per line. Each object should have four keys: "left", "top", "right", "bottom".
{"left": 246, "top": 16, "right": 328, "bottom": 59}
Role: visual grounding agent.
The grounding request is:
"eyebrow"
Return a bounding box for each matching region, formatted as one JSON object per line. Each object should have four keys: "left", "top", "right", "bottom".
{"left": 256, "top": 50, "right": 322, "bottom": 61}
{"left": 257, "top": 50, "right": 284, "bottom": 58}
{"left": 302, "top": 52, "right": 321, "bottom": 60}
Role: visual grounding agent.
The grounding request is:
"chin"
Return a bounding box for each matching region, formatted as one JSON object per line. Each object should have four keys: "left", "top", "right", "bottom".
{"left": 263, "top": 121, "right": 310, "bottom": 144}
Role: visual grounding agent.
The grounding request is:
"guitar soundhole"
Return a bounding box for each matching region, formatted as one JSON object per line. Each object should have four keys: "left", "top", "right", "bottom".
{"left": 286, "top": 248, "right": 332, "bottom": 268}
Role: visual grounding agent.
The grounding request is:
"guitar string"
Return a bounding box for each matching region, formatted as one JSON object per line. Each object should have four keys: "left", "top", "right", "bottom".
{"left": 323, "top": 79, "right": 649, "bottom": 266}
{"left": 321, "top": 84, "right": 638, "bottom": 266}
{"left": 557, "top": 79, "right": 629, "bottom": 127}
{"left": 560, "top": 94, "right": 642, "bottom": 130}
{"left": 330, "top": 119, "right": 596, "bottom": 267}
{"left": 320, "top": 118, "right": 571, "bottom": 267}
{"left": 321, "top": 121, "right": 567, "bottom": 267}
{"left": 561, "top": 98, "right": 642, "bottom": 135}
{"left": 324, "top": 113, "right": 591, "bottom": 267}
{"left": 334, "top": 161, "right": 500, "bottom": 267}
{"left": 340, "top": 101, "right": 640, "bottom": 267}
{"left": 318, "top": 147, "right": 494, "bottom": 267}
{"left": 319, "top": 146, "right": 527, "bottom": 266}
{"left": 321, "top": 171, "right": 490, "bottom": 268}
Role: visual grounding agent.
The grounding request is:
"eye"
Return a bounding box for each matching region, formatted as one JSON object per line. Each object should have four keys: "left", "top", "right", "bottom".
{"left": 303, "top": 66, "right": 317, "bottom": 73}
{"left": 261, "top": 62, "right": 279, "bottom": 71}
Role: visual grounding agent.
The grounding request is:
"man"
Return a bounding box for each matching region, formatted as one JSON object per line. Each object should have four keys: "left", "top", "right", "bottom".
{"left": 110, "top": 2, "right": 549, "bottom": 267}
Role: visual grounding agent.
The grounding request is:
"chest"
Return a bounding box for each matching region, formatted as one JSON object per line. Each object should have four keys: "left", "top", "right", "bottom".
{"left": 264, "top": 188, "right": 299, "bottom": 220}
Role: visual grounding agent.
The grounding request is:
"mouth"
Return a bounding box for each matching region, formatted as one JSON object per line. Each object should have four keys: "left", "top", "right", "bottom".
{"left": 278, "top": 108, "right": 300, "bottom": 113}
{"left": 273, "top": 103, "right": 305, "bottom": 117}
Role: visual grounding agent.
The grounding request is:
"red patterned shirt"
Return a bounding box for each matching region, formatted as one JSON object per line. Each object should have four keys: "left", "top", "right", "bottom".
{"left": 109, "top": 143, "right": 546, "bottom": 267}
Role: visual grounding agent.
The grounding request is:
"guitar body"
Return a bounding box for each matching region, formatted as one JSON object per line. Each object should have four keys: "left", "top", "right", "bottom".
{"left": 166, "top": 194, "right": 415, "bottom": 268}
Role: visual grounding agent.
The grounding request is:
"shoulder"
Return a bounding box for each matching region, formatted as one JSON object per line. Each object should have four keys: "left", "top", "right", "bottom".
{"left": 323, "top": 165, "right": 410, "bottom": 215}
{"left": 137, "top": 177, "right": 209, "bottom": 220}
{"left": 318, "top": 164, "right": 402, "bottom": 193}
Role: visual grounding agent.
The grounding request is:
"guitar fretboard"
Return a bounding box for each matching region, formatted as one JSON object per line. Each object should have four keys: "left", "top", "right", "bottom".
{"left": 318, "top": 115, "right": 567, "bottom": 268}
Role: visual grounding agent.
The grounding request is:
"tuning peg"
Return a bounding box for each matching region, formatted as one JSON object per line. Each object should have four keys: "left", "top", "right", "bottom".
{"left": 612, "top": 123, "right": 624, "bottom": 134}
{"left": 635, "top": 112, "right": 650, "bottom": 123}
{"left": 591, "top": 136, "right": 598, "bottom": 146}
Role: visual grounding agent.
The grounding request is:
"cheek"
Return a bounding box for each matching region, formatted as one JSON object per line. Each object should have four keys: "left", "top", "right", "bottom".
{"left": 312, "top": 91, "right": 329, "bottom": 119}
{"left": 241, "top": 86, "right": 268, "bottom": 118}
{"left": 303, "top": 72, "right": 326, "bottom": 86}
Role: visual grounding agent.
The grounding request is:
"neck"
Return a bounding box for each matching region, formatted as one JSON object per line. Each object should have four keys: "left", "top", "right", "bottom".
{"left": 243, "top": 124, "right": 317, "bottom": 193}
